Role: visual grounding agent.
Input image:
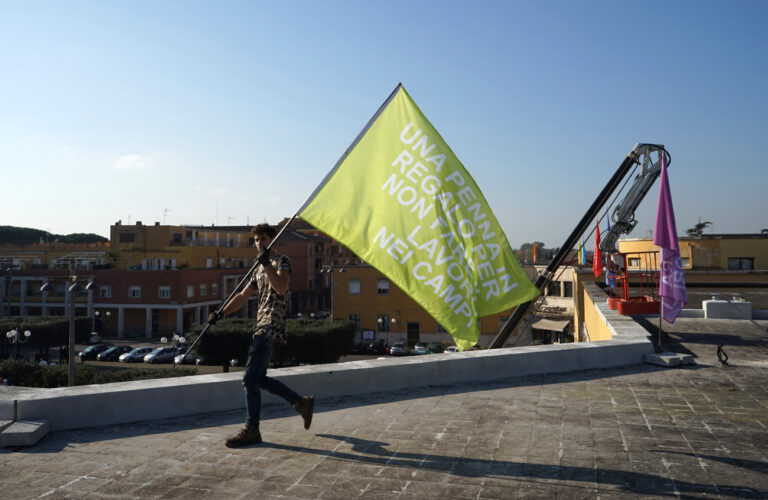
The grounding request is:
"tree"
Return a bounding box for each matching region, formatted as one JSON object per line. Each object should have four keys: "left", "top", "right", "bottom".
{"left": 686, "top": 220, "right": 712, "bottom": 238}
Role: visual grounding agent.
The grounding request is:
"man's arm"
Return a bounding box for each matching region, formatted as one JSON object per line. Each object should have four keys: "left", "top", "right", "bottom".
{"left": 219, "top": 285, "right": 256, "bottom": 317}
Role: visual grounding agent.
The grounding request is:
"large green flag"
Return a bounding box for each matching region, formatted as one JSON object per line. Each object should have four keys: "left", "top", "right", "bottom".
{"left": 300, "top": 84, "right": 539, "bottom": 350}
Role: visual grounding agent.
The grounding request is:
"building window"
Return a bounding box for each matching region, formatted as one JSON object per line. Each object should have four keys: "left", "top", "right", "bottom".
{"left": 547, "top": 281, "right": 561, "bottom": 296}
{"left": 142, "top": 259, "right": 154, "bottom": 270}
{"left": 119, "top": 232, "right": 135, "bottom": 243}
{"left": 99, "top": 286, "right": 112, "bottom": 299}
{"left": 187, "top": 285, "right": 195, "bottom": 298}
{"left": 211, "top": 283, "right": 218, "bottom": 297}
{"left": 628, "top": 257, "right": 641, "bottom": 267}
{"left": 128, "top": 286, "right": 141, "bottom": 298}
{"left": 200, "top": 284, "right": 207, "bottom": 296}
{"left": 681, "top": 257, "right": 690, "bottom": 268}
{"left": 158, "top": 286, "right": 171, "bottom": 299}
{"left": 349, "top": 314, "right": 361, "bottom": 331}
{"left": 206, "top": 258, "right": 213, "bottom": 269}
{"left": 728, "top": 257, "right": 754, "bottom": 270}
{"left": 348, "top": 279, "right": 361, "bottom": 295}
{"left": 377, "top": 279, "right": 390, "bottom": 295}
{"left": 172, "top": 233, "right": 182, "bottom": 244}
{"left": 563, "top": 282, "right": 573, "bottom": 298}
{"left": 377, "top": 314, "right": 389, "bottom": 332}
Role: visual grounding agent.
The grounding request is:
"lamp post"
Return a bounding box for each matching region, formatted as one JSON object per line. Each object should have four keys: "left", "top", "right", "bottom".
{"left": 161, "top": 333, "right": 187, "bottom": 347}
{"left": 6, "top": 328, "right": 32, "bottom": 359}
{"left": 162, "top": 333, "right": 187, "bottom": 365}
{"left": 3, "top": 267, "right": 12, "bottom": 317}
{"left": 41, "top": 275, "right": 96, "bottom": 386}
{"left": 320, "top": 266, "right": 333, "bottom": 320}
{"left": 320, "top": 265, "right": 345, "bottom": 320}
{"left": 93, "top": 310, "right": 111, "bottom": 339}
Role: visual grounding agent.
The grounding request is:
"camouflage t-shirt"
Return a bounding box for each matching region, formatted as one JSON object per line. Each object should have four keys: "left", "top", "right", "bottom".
{"left": 249, "top": 253, "right": 292, "bottom": 343}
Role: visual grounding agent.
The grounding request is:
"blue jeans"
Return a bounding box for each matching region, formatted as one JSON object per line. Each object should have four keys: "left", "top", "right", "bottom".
{"left": 242, "top": 334, "right": 301, "bottom": 428}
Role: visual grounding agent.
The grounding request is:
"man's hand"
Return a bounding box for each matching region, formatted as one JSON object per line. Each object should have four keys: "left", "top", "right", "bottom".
{"left": 257, "top": 248, "right": 271, "bottom": 267}
{"left": 208, "top": 310, "right": 222, "bottom": 325}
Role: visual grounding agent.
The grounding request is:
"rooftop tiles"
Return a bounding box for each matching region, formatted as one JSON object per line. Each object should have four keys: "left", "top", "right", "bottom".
{"left": 2, "top": 318, "right": 767, "bottom": 499}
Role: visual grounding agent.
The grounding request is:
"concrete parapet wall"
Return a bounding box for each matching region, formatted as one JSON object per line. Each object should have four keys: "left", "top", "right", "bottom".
{"left": 703, "top": 299, "right": 752, "bottom": 319}
{"left": 3, "top": 282, "right": 655, "bottom": 433}
{"left": 9, "top": 328, "right": 655, "bottom": 432}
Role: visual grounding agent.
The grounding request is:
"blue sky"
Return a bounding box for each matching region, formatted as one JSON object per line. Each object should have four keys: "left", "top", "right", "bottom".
{"left": 1, "top": 0, "right": 766, "bottom": 248}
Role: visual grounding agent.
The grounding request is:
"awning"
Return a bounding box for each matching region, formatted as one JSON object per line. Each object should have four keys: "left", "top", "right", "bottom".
{"left": 530, "top": 316, "right": 571, "bottom": 331}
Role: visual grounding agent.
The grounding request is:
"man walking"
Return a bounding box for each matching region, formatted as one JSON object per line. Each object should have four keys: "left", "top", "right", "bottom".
{"left": 208, "top": 223, "right": 314, "bottom": 447}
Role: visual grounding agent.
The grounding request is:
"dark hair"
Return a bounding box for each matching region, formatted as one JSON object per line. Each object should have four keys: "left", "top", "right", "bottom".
{"left": 252, "top": 223, "right": 276, "bottom": 238}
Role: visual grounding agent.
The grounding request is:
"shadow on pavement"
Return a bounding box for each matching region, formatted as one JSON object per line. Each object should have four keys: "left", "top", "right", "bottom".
{"left": 255, "top": 434, "right": 767, "bottom": 498}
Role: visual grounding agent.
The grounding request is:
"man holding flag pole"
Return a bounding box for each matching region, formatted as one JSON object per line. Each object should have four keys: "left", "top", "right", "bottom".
{"left": 191, "top": 83, "right": 538, "bottom": 446}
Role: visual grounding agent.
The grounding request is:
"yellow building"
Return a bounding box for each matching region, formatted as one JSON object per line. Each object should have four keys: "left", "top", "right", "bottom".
{"left": 329, "top": 264, "right": 575, "bottom": 348}
{"left": 110, "top": 221, "right": 259, "bottom": 271}
{"left": 618, "top": 233, "right": 768, "bottom": 271}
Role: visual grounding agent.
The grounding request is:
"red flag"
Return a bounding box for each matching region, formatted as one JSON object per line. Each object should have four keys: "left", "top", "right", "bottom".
{"left": 593, "top": 221, "right": 603, "bottom": 278}
{"left": 532, "top": 243, "right": 537, "bottom": 264}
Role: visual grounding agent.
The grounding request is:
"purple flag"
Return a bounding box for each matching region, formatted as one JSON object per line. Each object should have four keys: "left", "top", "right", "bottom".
{"left": 653, "top": 154, "right": 687, "bottom": 323}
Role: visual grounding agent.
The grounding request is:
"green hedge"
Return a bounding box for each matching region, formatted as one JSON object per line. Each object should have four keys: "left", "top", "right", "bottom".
{"left": 0, "top": 316, "right": 93, "bottom": 355}
{"left": 191, "top": 318, "right": 355, "bottom": 368}
{"left": 0, "top": 359, "right": 195, "bottom": 388}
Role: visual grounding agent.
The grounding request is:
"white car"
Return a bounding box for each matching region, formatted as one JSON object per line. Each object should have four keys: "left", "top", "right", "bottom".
{"left": 412, "top": 344, "right": 427, "bottom": 355}
{"left": 444, "top": 346, "right": 459, "bottom": 353}
{"left": 143, "top": 346, "right": 178, "bottom": 364}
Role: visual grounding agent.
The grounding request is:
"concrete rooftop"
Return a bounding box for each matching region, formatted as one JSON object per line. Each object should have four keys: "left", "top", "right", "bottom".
{"left": 2, "top": 317, "right": 768, "bottom": 499}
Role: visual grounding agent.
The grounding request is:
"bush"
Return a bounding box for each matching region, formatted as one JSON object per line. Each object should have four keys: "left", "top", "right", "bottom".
{"left": 0, "top": 359, "right": 195, "bottom": 388}
{"left": 0, "top": 316, "right": 93, "bottom": 359}
{"left": 192, "top": 318, "right": 356, "bottom": 368}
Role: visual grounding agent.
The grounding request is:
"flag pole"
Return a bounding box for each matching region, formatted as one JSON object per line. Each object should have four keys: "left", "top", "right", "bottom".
{"left": 178, "top": 83, "right": 405, "bottom": 366}
{"left": 658, "top": 297, "right": 663, "bottom": 352}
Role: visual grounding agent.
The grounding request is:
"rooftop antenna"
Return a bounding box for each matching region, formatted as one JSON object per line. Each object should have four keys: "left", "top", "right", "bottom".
{"left": 163, "top": 208, "right": 172, "bottom": 224}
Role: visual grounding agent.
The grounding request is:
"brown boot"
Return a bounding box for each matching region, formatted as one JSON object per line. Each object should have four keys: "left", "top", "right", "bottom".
{"left": 225, "top": 425, "right": 262, "bottom": 448}
{"left": 293, "top": 396, "right": 315, "bottom": 430}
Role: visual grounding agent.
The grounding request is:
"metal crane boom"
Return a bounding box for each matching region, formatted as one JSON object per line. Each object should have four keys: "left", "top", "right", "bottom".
{"left": 600, "top": 146, "right": 671, "bottom": 253}
{"left": 489, "top": 143, "right": 670, "bottom": 349}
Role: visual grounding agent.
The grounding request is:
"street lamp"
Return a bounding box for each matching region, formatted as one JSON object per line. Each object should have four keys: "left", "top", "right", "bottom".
{"left": 161, "top": 333, "right": 187, "bottom": 347}
{"left": 41, "top": 276, "right": 97, "bottom": 386}
{"left": 162, "top": 333, "right": 187, "bottom": 366}
{"left": 320, "top": 266, "right": 344, "bottom": 320}
{"left": 93, "top": 310, "right": 111, "bottom": 339}
{"left": 6, "top": 328, "right": 31, "bottom": 359}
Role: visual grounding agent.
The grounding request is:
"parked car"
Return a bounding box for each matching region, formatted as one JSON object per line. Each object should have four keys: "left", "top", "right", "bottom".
{"left": 119, "top": 347, "right": 154, "bottom": 363}
{"left": 97, "top": 345, "right": 133, "bottom": 361}
{"left": 174, "top": 352, "right": 198, "bottom": 365}
{"left": 79, "top": 344, "right": 111, "bottom": 362}
{"left": 412, "top": 344, "right": 428, "bottom": 355}
{"left": 427, "top": 343, "right": 445, "bottom": 354}
{"left": 389, "top": 342, "right": 409, "bottom": 356}
{"left": 143, "top": 346, "right": 178, "bottom": 364}
{"left": 444, "top": 346, "right": 459, "bottom": 353}
{"left": 351, "top": 342, "right": 368, "bottom": 354}
{"left": 367, "top": 343, "right": 386, "bottom": 355}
